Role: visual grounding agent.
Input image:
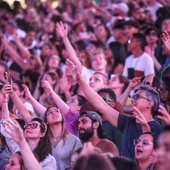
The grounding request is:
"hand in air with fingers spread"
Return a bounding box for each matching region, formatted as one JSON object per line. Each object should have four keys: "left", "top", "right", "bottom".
{"left": 162, "top": 31, "right": 170, "bottom": 53}
{"left": 132, "top": 106, "right": 151, "bottom": 132}
{"left": 56, "top": 21, "right": 68, "bottom": 39}
{"left": 66, "top": 59, "right": 81, "bottom": 81}
{"left": 158, "top": 105, "right": 170, "bottom": 125}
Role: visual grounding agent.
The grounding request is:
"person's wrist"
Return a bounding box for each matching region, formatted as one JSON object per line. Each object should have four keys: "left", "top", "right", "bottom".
{"left": 10, "top": 91, "right": 15, "bottom": 98}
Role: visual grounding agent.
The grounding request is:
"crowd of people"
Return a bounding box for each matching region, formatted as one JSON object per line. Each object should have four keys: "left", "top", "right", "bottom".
{"left": 0, "top": 0, "right": 170, "bottom": 169}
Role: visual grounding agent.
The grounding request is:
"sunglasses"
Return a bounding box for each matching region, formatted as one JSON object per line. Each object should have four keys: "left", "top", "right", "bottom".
{"left": 134, "top": 139, "right": 153, "bottom": 146}
{"left": 103, "top": 97, "right": 114, "bottom": 102}
{"left": 24, "top": 123, "right": 39, "bottom": 129}
{"left": 132, "top": 94, "right": 150, "bottom": 101}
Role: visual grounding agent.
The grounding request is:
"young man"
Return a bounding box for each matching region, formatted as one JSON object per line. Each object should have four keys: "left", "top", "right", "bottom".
{"left": 89, "top": 72, "right": 108, "bottom": 92}
{"left": 78, "top": 111, "right": 119, "bottom": 156}
{"left": 66, "top": 59, "right": 163, "bottom": 159}
{"left": 123, "top": 33, "right": 154, "bottom": 79}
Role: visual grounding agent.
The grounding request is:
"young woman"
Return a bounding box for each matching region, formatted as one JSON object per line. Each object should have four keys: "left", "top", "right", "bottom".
{"left": 43, "top": 54, "right": 62, "bottom": 78}
{"left": 134, "top": 132, "right": 157, "bottom": 170}
{"left": 1, "top": 84, "right": 57, "bottom": 169}
{"left": 12, "top": 80, "right": 34, "bottom": 118}
{"left": 33, "top": 71, "right": 60, "bottom": 107}
{"left": 6, "top": 81, "right": 82, "bottom": 170}
{"left": 44, "top": 106, "right": 82, "bottom": 170}
{"left": 42, "top": 80, "right": 87, "bottom": 135}
{"left": 5, "top": 152, "right": 25, "bottom": 170}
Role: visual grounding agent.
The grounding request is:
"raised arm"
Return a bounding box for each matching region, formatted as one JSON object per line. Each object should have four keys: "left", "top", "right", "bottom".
{"left": 66, "top": 59, "right": 119, "bottom": 127}
{"left": 56, "top": 21, "right": 83, "bottom": 73}
{"left": 119, "top": 77, "right": 141, "bottom": 106}
{"left": 4, "top": 119, "right": 42, "bottom": 170}
{"left": 9, "top": 87, "right": 32, "bottom": 123}
{"left": 22, "top": 84, "right": 46, "bottom": 118}
{"left": 13, "top": 35, "right": 31, "bottom": 59}
{"left": 1, "top": 83, "right": 11, "bottom": 120}
{"left": 42, "top": 80, "right": 69, "bottom": 114}
{"left": 162, "top": 31, "right": 170, "bottom": 54}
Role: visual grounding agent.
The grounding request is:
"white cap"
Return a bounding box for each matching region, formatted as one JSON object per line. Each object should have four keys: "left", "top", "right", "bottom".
{"left": 112, "top": 2, "right": 129, "bottom": 14}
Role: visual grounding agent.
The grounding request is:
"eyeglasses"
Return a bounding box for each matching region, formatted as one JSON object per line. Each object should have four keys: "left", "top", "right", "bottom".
{"left": 103, "top": 97, "right": 114, "bottom": 102}
{"left": 24, "top": 123, "right": 38, "bottom": 129}
{"left": 146, "top": 32, "right": 157, "bottom": 37}
{"left": 134, "top": 139, "right": 153, "bottom": 146}
{"left": 47, "top": 109, "right": 60, "bottom": 115}
{"left": 132, "top": 94, "right": 150, "bottom": 101}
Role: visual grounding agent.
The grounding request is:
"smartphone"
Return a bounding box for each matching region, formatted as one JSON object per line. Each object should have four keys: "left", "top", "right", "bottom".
{"left": 7, "top": 73, "right": 12, "bottom": 84}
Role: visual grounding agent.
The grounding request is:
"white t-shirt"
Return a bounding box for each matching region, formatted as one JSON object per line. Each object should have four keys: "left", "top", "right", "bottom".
{"left": 81, "top": 66, "right": 95, "bottom": 84}
{"left": 123, "top": 52, "right": 155, "bottom": 78}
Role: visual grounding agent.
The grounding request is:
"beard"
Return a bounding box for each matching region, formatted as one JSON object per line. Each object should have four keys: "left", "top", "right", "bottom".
{"left": 79, "top": 126, "right": 94, "bottom": 141}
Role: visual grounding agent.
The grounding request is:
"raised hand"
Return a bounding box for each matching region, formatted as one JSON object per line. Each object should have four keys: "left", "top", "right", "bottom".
{"left": 162, "top": 31, "right": 170, "bottom": 53}
{"left": 129, "top": 77, "right": 142, "bottom": 89}
{"left": 132, "top": 106, "right": 147, "bottom": 125}
{"left": 41, "top": 80, "right": 53, "bottom": 93}
{"left": 56, "top": 21, "right": 68, "bottom": 38}
{"left": 142, "top": 74, "right": 154, "bottom": 87}
{"left": 22, "top": 84, "right": 32, "bottom": 100}
{"left": 4, "top": 118, "right": 25, "bottom": 144}
{"left": 158, "top": 105, "right": 170, "bottom": 125}
{"left": 66, "top": 59, "right": 80, "bottom": 81}
{"left": 132, "top": 106, "right": 151, "bottom": 132}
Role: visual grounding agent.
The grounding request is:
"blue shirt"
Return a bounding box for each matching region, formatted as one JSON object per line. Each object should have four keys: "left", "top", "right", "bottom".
{"left": 118, "top": 114, "right": 163, "bottom": 159}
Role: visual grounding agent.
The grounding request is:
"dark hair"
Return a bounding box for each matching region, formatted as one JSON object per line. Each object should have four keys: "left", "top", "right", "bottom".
{"left": 39, "top": 71, "right": 59, "bottom": 95}
{"left": 132, "top": 33, "right": 146, "bottom": 51}
{"left": 162, "top": 75, "right": 170, "bottom": 91}
{"left": 0, "top": 132, "right": 8, "bottom": 147}
{"left": 108, "top": 42, "right": 126, "bottom": 74}
{"left": 160, "top": 125, "right": 170, "bottom": 134}
{"left": 110, "top": 156, "right": 139, "bottom": 170}
{"left": 96, "top": 123, "right": 106, "bottom": 139}
{"left": 0, "top": 61, "right": 8, "bottom": 75}
{"left": 77, "top": 95, "right": 88, "bottom": 106}
{"left": 113, "top": 20, "right": 125, "bottom": 30}
{"left": 145, "top": 26, "right": 159, "bottom": 37}
{"left": 141, "top": 132, "right": 158, "bottom": 149}
{"left": 72, "top": 153, "right": 115, "bottom": 170}
{"left": 43, "top": 54, "right": 62, "bottom": 78}
{"left": 20, "top": 70, "right": 40, "bottom": 93}
{"left": 14, "top": 80, "right": 24, "bottom": 92}
{"left": 98, "top": 88, "right": 116, "bottom": 102}
{"left": 138, "top": 85, "right": 160, "bottom": 116}
{"left": 94, "top": 72, "right": 109, "bottom": 85}
{"left": 125, "top": 20, "right": 139, "bottom": 29}
{"left": 118, "top": 75, "right": 130, "bottom": 93}
{"left": 30, "top": 117, "right": 52, "bottom": 162}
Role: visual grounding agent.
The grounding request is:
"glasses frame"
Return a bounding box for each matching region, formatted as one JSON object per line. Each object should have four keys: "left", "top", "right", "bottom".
{"left": 132, "top": 94, "right": 150, "bottom": 101}
{"left": 24, "top": 123, "right": 39, "bottom": 129}
{"left": 134, "top": 139, "right": 153, "bottom": 146}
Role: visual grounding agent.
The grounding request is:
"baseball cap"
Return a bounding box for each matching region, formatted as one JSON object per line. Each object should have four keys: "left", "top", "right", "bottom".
{"left": 80, "top": 111, "right": 102, "bottom": 125}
